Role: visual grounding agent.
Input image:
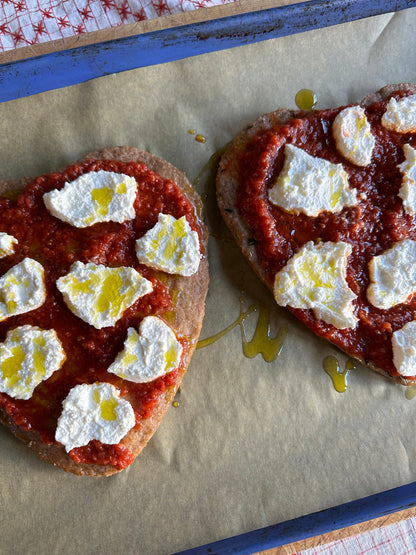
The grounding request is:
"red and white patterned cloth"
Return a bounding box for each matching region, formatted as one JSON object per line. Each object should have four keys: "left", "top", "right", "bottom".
{"left": 0, "top": 0, "right": 233, "bottom": 51}
{"left": 300, "top": 516, "right": 416, "bottom": 554}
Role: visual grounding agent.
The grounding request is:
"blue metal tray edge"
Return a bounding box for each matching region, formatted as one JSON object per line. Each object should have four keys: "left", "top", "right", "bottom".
{"left": 175, "top": 481, "right": 416, "bottom": 554}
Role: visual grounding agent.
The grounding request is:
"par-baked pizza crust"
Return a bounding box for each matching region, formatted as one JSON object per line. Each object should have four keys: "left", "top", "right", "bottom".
{"left": 0, "top": 147, "right": 209, "bottom": 476}
{"left": 216, "top": 84, "right": 416, "bottom": 386}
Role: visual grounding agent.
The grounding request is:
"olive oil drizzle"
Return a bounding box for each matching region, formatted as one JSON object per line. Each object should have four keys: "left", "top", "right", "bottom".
{"left": 188, "top": 129, "right": 206, "bottom": 143}
{"left": 405, "top": 386, "right": 416, "bottom": 400}
{"left": 196, "top": 303, "right": 256, "bottom": 349}
{"left": 323, "top": 355, "right": 355, "bottom": 393}
{"left": 295, "top": 88, "right": 317, "bottom": 110}
{"left": 240, "top": 304, "right": 288, "bottom": 362}
{"left": 193, "top": 145, "right": 228, "bottom": 190}
{"left": 197, "top": 298, "right": 288, "bottom": 363}
{"left": 1, "top": 189, "right": 21, "bottom": 201}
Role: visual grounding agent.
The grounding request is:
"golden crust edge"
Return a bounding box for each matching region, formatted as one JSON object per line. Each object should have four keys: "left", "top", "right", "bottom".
{"left": 216, "top": 84, "right": 416, "bottom": 387}
{"left": 0, "top": 146, "right": 209, "bottom": 476}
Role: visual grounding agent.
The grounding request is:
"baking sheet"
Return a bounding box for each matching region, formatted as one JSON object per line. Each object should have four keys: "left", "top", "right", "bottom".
{"left": 1, "top": 7, "right": 416, "bottom": 554}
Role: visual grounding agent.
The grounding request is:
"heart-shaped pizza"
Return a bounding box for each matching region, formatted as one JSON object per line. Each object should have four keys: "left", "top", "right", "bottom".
{"left": 0, "top": 146, "right": 209, "bottom": 475}
{"left": 217, "top": 84, "right": 416, "bottom": 385}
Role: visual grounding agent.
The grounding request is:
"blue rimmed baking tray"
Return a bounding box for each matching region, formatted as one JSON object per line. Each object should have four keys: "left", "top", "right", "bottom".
{"left": 174, "top": 482, "right": 416, "bottom": 553}
{"left": 0, "top": 0, "right": 413, "bottom": 102}
{"left": 1, "top": 1, "right": 416, "bottom": 553}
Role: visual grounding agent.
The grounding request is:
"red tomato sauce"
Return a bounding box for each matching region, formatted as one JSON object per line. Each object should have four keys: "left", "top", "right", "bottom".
{"left": 237, "top": 91, "right": 416, "bottom": 379}
{"left": 0, "top": 159, "right": 198, "bottom": 469}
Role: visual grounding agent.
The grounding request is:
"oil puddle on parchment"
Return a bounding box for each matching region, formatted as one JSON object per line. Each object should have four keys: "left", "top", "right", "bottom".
{"left": 188, "top": 128, "right": 207, "bottom": 144}
{"left": 240, "top": 303, "right": 288, "bottom": 362}
{"left": 197, "top": 297, "right": 288, "bottom": 364}
{"left": 295, "top": 88, "right": 317, "bottom": 110}
{"left": 323, "top": 355, "right": 356, "bottom": 393}
{"left": 405, "top": 385, "right": 416, "bottom": 400}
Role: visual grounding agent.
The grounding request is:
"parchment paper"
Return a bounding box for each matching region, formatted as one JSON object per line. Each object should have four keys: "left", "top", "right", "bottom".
{"left": 1, "top": 8, "right": 416, "bottom": 554}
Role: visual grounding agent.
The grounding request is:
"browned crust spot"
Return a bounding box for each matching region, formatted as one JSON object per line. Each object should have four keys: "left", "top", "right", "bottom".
{"left": 0, "top": 146, "right": 209, "bottom": 476}
{"left": 216, "top": 85, "right": 416, "bottom": 387}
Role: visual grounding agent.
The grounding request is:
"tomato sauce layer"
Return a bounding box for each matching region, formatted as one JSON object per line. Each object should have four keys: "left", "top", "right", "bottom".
{"left": 237, "top": 91, "right": 416, "bottom": 379}
{"left": 0, "top": 159, "right": 198, "bottom": 469}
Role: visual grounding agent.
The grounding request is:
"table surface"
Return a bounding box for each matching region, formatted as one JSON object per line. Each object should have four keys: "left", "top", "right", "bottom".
{"left": 1, "top": 1, "right": 416, "bottom": 553}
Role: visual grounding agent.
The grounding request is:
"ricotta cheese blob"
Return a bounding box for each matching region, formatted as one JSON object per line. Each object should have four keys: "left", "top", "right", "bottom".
{"left": 381, "top": 94, "right": 416, "bottom": 133}
{"left": 367, "top": 239, "right": 416, "bottom": 309}
{"left": 0, "top": 257, "right": 46, "bottom": 321}
{"left": 392, "top": 320, "right": 416, "bottom": 377}
{"left": 55, "top": 382, "right": 135, "bottom": 452}
{"left": 274, "top": 241, "right": 358, "bottom": 329}
{"left": 108, "top": 316, "right": 183, "bottom": 383}
{"left": 135, "top": 213, "right": 201, "bottom": 276}
{"left": 0, "top": 325, "right": 66, "bottom": 400}
{"left": 43, "top": 170, "right": 138, "bottom": 228}
{"left": 332, "top": 105, "right": 375, "bottom": 166}
{"left": 398, "top": 144, "right": 416, "bottom": 214}
{"left": 0, "top": 232, "right": 18, "bottom": 258}
{"left": 268, "top": 144, "right": 357, "bottom": 216}
{"left": 56, "top": 261, "right": 153, "bottom": 329}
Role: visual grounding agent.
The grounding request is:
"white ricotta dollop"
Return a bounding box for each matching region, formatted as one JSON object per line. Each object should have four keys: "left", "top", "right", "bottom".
{"left": 273, "top": 241, "right": 358, "bottom": 329}
{"left": 55, "top": 382, "right": 135, "bottom": 452}
{"left": 332, "top": 105, "right": 375, "bottom": 166}
{"left": 0, "top": 232, "right": 18, "bottom": 259}
{"left": 268, "top": 144, "right": 357, "bottom": 216}
{"left": 43, "top": 170, "right": 138, "bottom": 227}
{"left": 398, "top": 144, "right": 416, "bottom": 214}
{"left": 367, "top": 239, "right": 416, "bottom": 309}
{"left": 0, "top": 257, "right": 46, "bottom": 321}
{"left": 108, "top": 316, "right": 183, "bottom": 383}
{"left": 56, "top": 261, "right": 153, "bottom": 329}
{"left": 392, "top": 320, "right": 416, "bottom": 377}
{"left": 381, "top": 94, "right": 416, "bottom": 133}
{"left": 135, "top": 213, "right": 201, "bottom": 276}
{"left": 0, "top": 325, "right": 66, "bottom": 400}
